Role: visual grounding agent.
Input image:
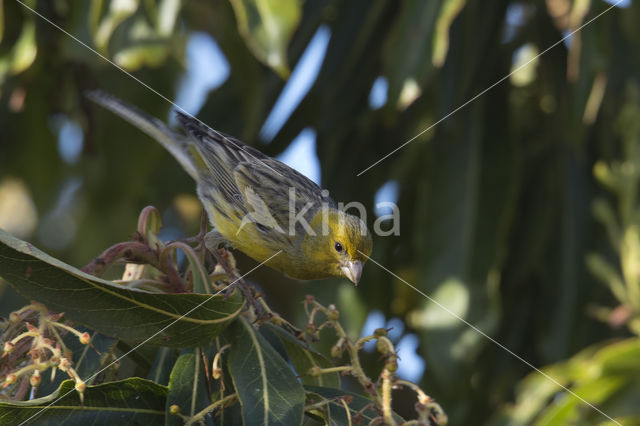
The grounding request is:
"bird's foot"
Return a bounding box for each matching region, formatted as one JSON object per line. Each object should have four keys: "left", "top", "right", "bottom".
{"left": 211, "top": 248, "right": 265, "bottom": 317}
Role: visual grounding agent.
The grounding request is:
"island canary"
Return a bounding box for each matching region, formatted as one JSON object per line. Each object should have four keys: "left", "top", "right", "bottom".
{"left": 87, "top": 92, "right": 372, "bottom": 284}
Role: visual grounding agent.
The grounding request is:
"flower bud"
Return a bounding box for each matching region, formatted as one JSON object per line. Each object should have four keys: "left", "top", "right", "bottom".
{"left": 59, "top": 357, "right": 72, "bottom": 371}
{"left": 308, "top": 366, "right": 321, "bottom": 377}
{"left": 9, "top": 312, "right": 20, "bottom": 323}
{"left": 305, "top": 323, "right": 316, "bottom": 335}
{"left": 374, "top": 328, "right": 387, "bottom": 337}
{"left": 327, "top": 305, "right": 340, "bottom": 320}
{"left": 79, "top": 332, "right": 91, "bottom": 345}
{"left": 170, "top": 404, "right": 180, "bottom": 415}
{"left": 75, "top": 380, "right": 86, "bottom": 392}
{"left": 385, "top": 356, "right": 398, "bottom": 373}
{"left": 364, "top": 381, "right": 375, "bottom": 393}
{"left": 30, "top": 370, "right": 41, "bottom": 387}
{"left": 330, "top": 345, "right": 342, "bottom": 358}
{"left": 212, "top": 368, "right": 222, "bottom": 380}
{"left": 4, "top": 374, "right": 17, "bottom": 387}
{"left": 377, "top": 340, "right": 389, "bottom": 355}
{"left": 3, "top": 342, "right": 14, "bottom": 355}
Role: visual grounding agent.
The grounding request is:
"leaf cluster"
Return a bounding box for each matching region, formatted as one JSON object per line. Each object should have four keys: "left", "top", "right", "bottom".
{"left": 0, "top": 207, "right": 444, "bottom": 425}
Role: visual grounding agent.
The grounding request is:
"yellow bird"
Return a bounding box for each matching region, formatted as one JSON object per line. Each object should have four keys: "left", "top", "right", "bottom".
{"left": 87, "top": 92, "right": 372, "bottom": 284}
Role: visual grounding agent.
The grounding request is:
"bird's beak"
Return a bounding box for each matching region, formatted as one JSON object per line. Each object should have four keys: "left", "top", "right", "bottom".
{"left": 341, "top": 260, "right": 363, "bottom": 285}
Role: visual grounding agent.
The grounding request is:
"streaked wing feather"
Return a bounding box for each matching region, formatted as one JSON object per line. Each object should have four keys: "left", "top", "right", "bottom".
{"left": 175, "top": 111, "right": 336, "bottom": 236}
{"left": 234, "top": 160, "right": 335, "bottom": 237}
{"left": 176, "top": 112, "right": 250, "bottom": 214}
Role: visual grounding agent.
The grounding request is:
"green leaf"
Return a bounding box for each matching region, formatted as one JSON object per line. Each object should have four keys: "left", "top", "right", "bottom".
{"left": 410, "top": 98, "right": 512, "bottom": 390}
{"left": 148, "top": 347, "right": 178, "bottom": 386}
{"left": 0, "top": 378, "right": 167, "bottom": 424}
{"left": 490, "top": 339, "right": 640, "bottom": 425}
{"left": 263, "top": 323, "right": 340, "bottom": 388}
{"left": 384, "top": 0, "right": 442, "bottom": 107}
{"left": 228, "top": 0, "right": 302, "bottom": 78}
{"left": 226, "top": 318, "right": 304, "bottom": 426}
{"left": 92, "top": 0, "right": 140, "bottom": 53}
{"left": 586, "top": 253, "right": 628, "bottom": 304}
{"left": 0, "top": 229, "right": 244, "bottom": 347}
{"left": 0, "top": 0, "right": 4, "bottom": 45}
{"left": 0, "top": 14, "right": 38, "bottom": 85}
{"left": 166, "top": 348, "right": 213, "bottom": 425}
{"left": 432, "top": 0, "right": 467, "bottom": 67}
{"left": 535, "top": 376, "right": 625, "bottom": 426}
{"left": 113, "top": 43, "right": 172, "bottom": 70}
{"left": 597, "top": 339, "right": 640, "bottom": 376}
{"left": 305, "top": 386, "right": 404, "bottom": 424}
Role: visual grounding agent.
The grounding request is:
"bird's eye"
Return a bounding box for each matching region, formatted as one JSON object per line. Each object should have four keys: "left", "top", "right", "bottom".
{"left": 334, "top": 242, "right": 343, "bottom": 253}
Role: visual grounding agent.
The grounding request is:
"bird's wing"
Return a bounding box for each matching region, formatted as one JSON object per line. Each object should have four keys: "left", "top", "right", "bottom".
{"left": 86, "top": 91, "right": 198, "bottom": 180}
{"left": 233, "top": 159, "right": 335, "bottom": 238}
{"left": 88, "top": 93, "right": 335, "bottom": 238}
{"left": 175, "top": 111, "right": 336, "bottom": 217}
{"left": 175, "top": 111, "right": 259, "bottom": 218}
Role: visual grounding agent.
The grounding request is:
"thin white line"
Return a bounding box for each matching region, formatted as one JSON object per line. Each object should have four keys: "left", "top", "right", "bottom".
{"left": 360, "top": 251, "right": 622, "bottom": 426}
{"left": 14, "top": 0, "right": 283, "bottom": 178}
{"left": 19, "top": 250, "right": 282, "bottom": 426}
{"left": 357, "top": 0, "right": 625, "bottom": 176}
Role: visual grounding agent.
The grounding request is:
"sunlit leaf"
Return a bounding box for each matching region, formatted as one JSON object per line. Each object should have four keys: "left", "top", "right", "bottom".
{"left": 228, "top": 0, "right": 301, "bottom": 78}
{"left": 113, "top": 43, "right": 172, "bottom": 70}
{"left": 432, "top": 0, "right": 467, "bottom": 67}
{"left": 92, "top": 0, "right": 140, "bottom": 53}
{"left": 490, "top": 339, "right": 640, "bottom": 425}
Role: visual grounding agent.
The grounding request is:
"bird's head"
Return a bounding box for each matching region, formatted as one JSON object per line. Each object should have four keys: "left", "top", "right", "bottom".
{"left": 306, "top": 208, "right": 373, "bottom": 285}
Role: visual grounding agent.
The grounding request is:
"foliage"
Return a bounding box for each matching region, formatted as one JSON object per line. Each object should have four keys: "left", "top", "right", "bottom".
{"left": 0, "top": 207, "right": 444, "bottom": 424}
{"left": 587, "top": 88, "right": 640, "bottom": 336}
{"left": 489, "top": 91, "right": 640, "bottom": 425}
{"left": 489, "top": 339, "right": 640, "bottom": 426}
{"left": 1, "top": 0, "right": 640, "bottom": 424}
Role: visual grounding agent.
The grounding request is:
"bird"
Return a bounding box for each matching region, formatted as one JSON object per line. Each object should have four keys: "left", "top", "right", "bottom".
{"left": 86, "top": 91, "right": 372, "bottom": 284}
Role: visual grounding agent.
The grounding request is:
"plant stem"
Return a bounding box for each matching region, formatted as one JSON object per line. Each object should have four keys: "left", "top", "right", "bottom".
{"left": 381, "top": 369, "right": 395, "bottom": 425}
{"left": 185, "top": 393, "right": 238, "bottom": 425}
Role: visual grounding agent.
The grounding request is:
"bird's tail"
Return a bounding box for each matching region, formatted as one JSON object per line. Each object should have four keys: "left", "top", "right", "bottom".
{"left": 85, "top": 90, "right": 198, "bottom": 180}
